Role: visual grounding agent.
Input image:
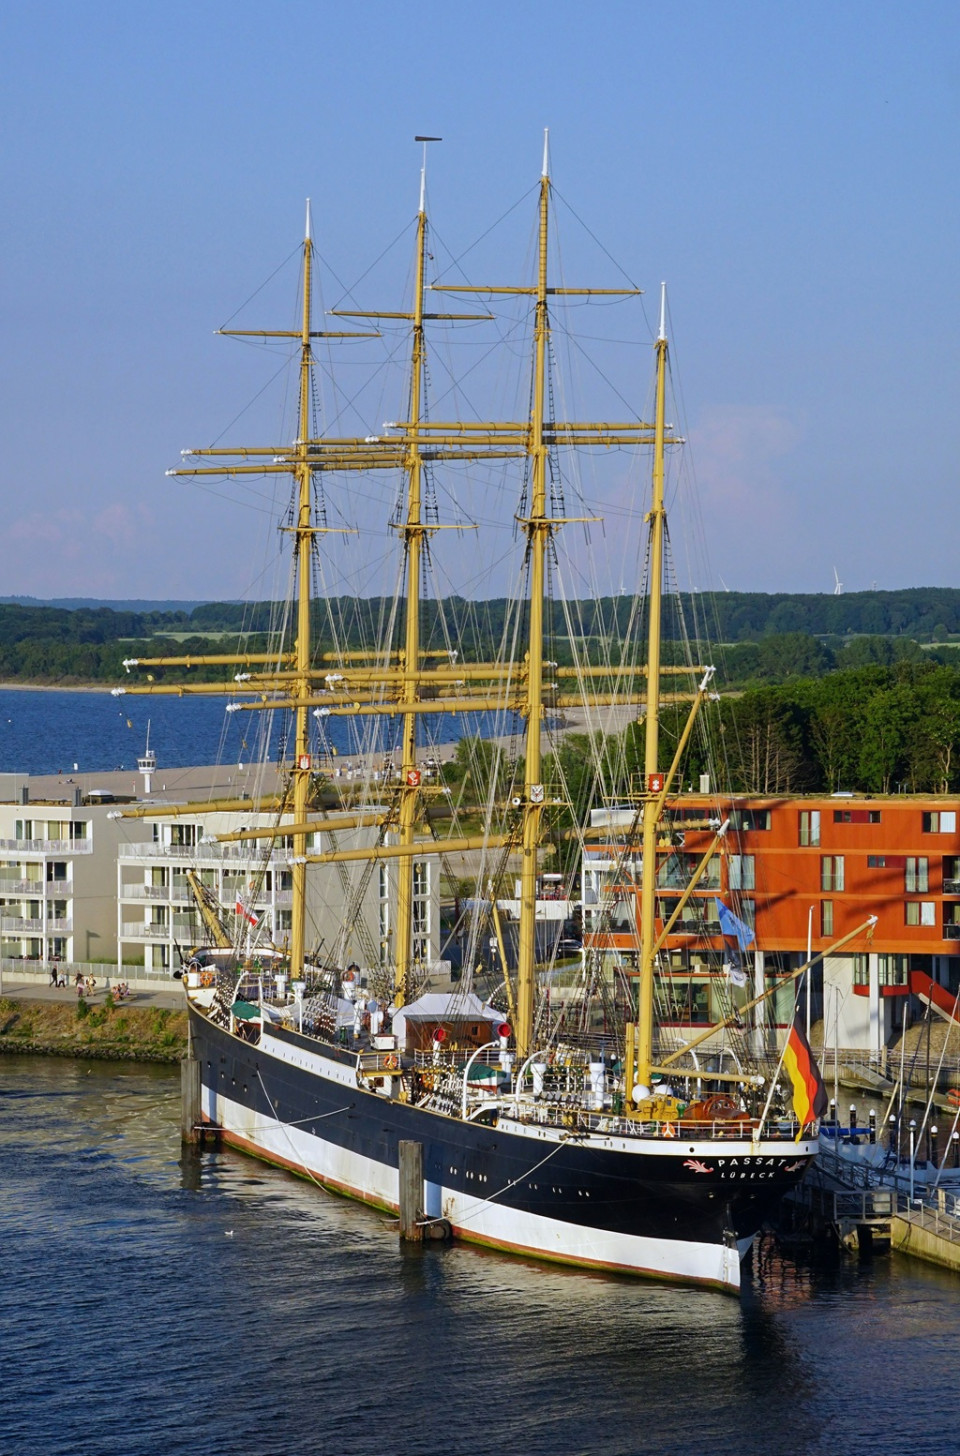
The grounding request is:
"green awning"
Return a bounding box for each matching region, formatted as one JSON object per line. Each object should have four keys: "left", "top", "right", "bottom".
{"left": 231, "top": 1000, "right": 262, "bottom": 1021}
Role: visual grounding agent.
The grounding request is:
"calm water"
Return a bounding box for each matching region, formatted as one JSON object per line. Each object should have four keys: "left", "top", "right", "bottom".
{"left": 0, "top": 690, "right": 509, "bottom": 777}
{"left": 2, "top": 1057, "right": 960, "bottom": 1456}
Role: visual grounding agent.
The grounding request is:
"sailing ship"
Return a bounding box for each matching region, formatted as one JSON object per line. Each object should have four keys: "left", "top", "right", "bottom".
{"left": 116, "top": 137, "right": 834, "bottom": 1292}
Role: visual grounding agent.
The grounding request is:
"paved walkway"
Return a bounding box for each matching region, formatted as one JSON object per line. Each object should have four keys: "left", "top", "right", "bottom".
{"left": 0, "top": 979, "right": 184, "bottom": 1010}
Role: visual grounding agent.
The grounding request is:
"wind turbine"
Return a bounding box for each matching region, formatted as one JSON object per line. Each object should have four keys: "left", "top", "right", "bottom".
{"left": 833, "top": 567, "right": 844, "bottom": 596}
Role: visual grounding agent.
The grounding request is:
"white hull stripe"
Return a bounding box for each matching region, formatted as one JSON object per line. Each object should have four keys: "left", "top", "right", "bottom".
{"left": 209, "top": 1088, "right": 744, "bottom": 1292}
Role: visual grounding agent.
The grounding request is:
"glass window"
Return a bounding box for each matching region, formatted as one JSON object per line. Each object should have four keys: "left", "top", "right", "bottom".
{"left": 906, "top": 902, "right": 936, "bottom": 926}
{"left": 799, "top": 810, "right": 821, "bottom": 847}
{"left": 728, "top": 854, "right": 755, "bottom": 891}
{"left": 822, "top": 900, "right": 834, "bottom": 936}
{"left": 923, "top": 811, "right": 958, "bottom": 833}
{"left": 880, "top": 955, "right": 908, "bottom": 986}
{"left": 906, "top": 857, "right": 929, "bottom": 893}
{"left": 821, "top": 856, "right": 845, "bottom": 892}
{"left": 732, "top": 809, "right": 771, "bottom": 831}
{"left": 855, "top": 954, "right": 909, "bottom": 986}
{"left": 867, "top": 855, "right": 886, "bottom": 868}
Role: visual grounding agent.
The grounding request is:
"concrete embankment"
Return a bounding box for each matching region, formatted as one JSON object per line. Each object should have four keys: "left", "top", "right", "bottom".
{"left": 0, "top": 996, "right": 187, "bottom": 1063}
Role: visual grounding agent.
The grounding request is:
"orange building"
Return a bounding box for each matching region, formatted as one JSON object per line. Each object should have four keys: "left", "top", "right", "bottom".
{"left": 581, "top": 794, "right": 960, "bottom": 1056}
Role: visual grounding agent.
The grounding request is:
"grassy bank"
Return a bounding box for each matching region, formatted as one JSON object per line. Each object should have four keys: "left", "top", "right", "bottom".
{"left": 0, "top": 996, "right": 187, "bottom": 1063}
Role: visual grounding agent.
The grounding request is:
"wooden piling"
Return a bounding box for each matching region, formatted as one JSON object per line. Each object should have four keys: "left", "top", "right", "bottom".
{"left": 181, "top": 1055, "right": 201, "bottom": 1144}
{"left": 398, "top": 1140, "right": 424, "bottom": 1242}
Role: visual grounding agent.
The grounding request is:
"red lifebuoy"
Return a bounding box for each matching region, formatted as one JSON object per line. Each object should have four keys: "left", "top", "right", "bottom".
{"left": 661, "top": 1122, "right": 676, "bottom": 1138}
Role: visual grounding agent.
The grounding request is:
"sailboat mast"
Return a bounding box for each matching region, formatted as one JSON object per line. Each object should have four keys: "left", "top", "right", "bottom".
{"left": 516, "top": 132, "right": 552, "bottom": 1058}
{"left": 635, "top": 286, "right": 669, "bottom": 1092}
{"left": 290, "top": 200, "right": 315, "bottom": 978}
{"left": 393, "top": 159, "right": 430, "bottom": 1007}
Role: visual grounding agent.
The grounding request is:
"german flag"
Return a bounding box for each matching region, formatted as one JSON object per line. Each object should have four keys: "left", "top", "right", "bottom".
{"left": 782, "top": 1015, "right": 827, "bottom": 1135}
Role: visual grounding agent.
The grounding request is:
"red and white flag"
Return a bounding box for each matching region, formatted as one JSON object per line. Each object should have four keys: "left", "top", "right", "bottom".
{"left": 235, "top": 896, "right": 259, "bottom": 927}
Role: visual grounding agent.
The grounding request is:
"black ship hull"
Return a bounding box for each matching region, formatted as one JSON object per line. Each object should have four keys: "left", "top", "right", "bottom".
{"left": 189, "top": 1006, "right": 815, "bottom": 1292}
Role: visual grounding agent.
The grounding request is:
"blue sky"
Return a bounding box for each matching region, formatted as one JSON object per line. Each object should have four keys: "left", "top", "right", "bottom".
{"left": 0, "top": 1, "right": 957, "bottom": 602}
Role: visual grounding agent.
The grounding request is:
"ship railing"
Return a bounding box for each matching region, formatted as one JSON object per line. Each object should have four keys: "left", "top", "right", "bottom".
{"left": 412, "top": 1046, "right": 503, "bottom": 1070}
{"left": 358, "top": 1050, "right": 405, "bottom": 1075}
{"left": 497, "top": 1101, "right": 800, "bottom": 1142}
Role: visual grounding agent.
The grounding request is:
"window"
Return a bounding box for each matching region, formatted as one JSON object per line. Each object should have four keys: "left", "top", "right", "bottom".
{"left": 923, "top": 811, "right": 957, "bottom": 833}
{"left": 728, "top": 854, "right": 755, "bottom": 891}
{"left": 833, "top": 809, "right": 882, "bottom": 824}
{"left": 68, "top": 821, "right": 88, "bottom": 841}
{"left": 905, "top": 857, "right": 929, "bottom": 893}
{"left": 821, "top": 856, "right": 845, "bottom": 892}
{"left": 867, "top": 855, "right": 886, "bottom": 868}
{"left": 906, "top": 902, "right": 936, "bottom": 926}
{"left": 799, "top": 810, "right": 820, "bottom": 847}
{"left": 46, "top": 862, "right": 67, "bottom": 882}
{"left": 731, "top": 809, "right": 771, "bottom": 831}
{"left": 821, "top": 901, "right": 834, "bottom": 936}
{"left": 854, "top": 954, "right": 908, "bottom": 987}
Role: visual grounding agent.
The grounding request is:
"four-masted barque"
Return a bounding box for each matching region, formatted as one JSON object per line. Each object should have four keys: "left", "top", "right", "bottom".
{"left": 116, "top": 137, "right": 821, "bottom": 1292}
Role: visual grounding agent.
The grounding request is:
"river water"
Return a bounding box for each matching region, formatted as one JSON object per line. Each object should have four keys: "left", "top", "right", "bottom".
{"left": 0, "top": 689, "right": 510, "bottom": 777}
{"left": 2, "top": 1056, "right": 959, "bottom": 1456}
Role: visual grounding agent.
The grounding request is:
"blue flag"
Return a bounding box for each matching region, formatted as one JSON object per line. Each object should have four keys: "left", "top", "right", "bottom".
{"left": 715, "top": 899, "right": 755, "bottom": 950}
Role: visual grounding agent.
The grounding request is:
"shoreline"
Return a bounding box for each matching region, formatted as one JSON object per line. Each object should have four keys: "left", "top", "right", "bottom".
{"left": 0, "top": 996, "right": 187, "bottom": 1064}
{"left": 0, "top": 682, "right": 115, "bottom": 693}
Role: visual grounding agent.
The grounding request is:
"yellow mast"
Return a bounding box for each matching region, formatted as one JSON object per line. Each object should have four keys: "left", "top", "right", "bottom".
{"left": 634, "top": 285, "right": 670, "bottom": 1094}
{"left": 288, "top": 199, "right": 316, "bottom": 978}
{"left": 515, "top": 133, "right": 552, "bottom": 1058}
{"left": 392, "top": 146, "right": 432, "bottom": 1007}
{"left": 121, "top": 156, "right": 688, "bottom": 1041}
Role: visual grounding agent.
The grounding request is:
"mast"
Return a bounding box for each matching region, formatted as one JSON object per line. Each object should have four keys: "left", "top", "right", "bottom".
{"left": 515, "top": 131, "right": 552, "bottom": 1058}
{"left": 290, "top": 199, "right": 315, "bottom": 978}
{"left": 122, "top": 155, "right": 667, "bottom": 1024}
{"left": 634, "top": 285, "right": 669, "bottom": 1094}
{"left": 393, "top": 147, "right": 431, "bottom": 1007}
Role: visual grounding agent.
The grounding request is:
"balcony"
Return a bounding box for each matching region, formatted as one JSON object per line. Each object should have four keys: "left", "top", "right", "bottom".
{"left": 944, "top": 924, "right": 960, "bottom": 940}
{"left": 0, "top": 878, "right": 72, "bottom": 895}
{"left": 172, "top": 917, "right": 203, "bottom": 936}
{"left": 668, "top": 918, "right": 722, "bottom": 937}
{"left": 2, "top": 917, "right": 72, "bottom": 934}
{"left": 0, "top": 838, "right": 92, "bottom": 855}
{"left": 119, "top": 884, "right": 172, "bottom": 901}
{"left": 121, "top": 923, "right": 170, "bottom": 940}
{"left": 120, "top": 842, "right": 288, "bottom": 864}
{"left": 944, "top": 879, "right": 960, "bottom": 896}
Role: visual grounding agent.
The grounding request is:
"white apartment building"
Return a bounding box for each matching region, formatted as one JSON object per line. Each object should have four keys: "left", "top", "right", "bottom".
{"left": 0, "top": 777, "right": 152, "bottom": 965}
{"left": 117, "top": 809, "right": 439, "bottom": 977}
{"left": 0, "top": 772, "right": 440, "bottom": 979}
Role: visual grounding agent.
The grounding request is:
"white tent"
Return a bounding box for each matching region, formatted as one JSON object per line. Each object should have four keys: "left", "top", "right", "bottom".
{"left": 390, "top": 991, "right": 503, "bottom": 1045}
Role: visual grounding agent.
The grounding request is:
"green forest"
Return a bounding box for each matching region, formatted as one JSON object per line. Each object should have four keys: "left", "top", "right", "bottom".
{"left": 2, "top": 588, "right": 960, "bottom": 684}
{"left": 3, "top": 591, "right": 960, "bottom": 798}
